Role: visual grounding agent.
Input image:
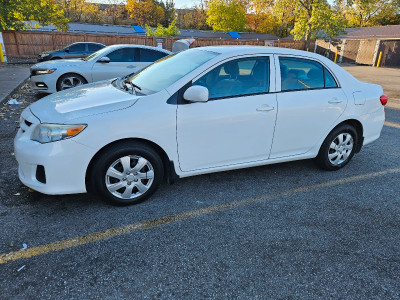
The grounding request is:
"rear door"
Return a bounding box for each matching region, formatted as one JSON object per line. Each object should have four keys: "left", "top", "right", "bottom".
{"left": 270, "top": 55, "right": 348, "bottom": 158}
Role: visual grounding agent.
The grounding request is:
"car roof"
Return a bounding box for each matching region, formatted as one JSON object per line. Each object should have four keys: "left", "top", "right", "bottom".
{"left": 198, "top": 45, "right": 324, "bottom": 60}
{"left": 103, "top": 44, "right": 172, "bottom": 54}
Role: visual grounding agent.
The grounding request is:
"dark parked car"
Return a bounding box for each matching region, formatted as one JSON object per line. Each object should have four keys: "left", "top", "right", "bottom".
{"left": 38, "top": 42, "right": 106, "bottom": 62}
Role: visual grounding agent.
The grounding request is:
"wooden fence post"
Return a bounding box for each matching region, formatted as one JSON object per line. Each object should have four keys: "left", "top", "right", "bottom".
{"left": 14, "top": 31, "right": 21, "bottom": 57}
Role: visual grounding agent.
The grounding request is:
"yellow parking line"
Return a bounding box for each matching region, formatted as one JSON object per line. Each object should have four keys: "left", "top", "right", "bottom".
{"left": 1, "top": 168, "right": 400, "bottom": 265}
{"left": 385, "top": 121, "right": 400, "bottom": 129}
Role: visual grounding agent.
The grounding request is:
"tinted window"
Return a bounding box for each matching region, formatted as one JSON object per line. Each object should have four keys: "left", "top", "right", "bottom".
{"left": 139, "top": 49, "right": 168, "bottom": 62}
{"left": 280, "top": 57, "right": 324, "bottom": 91}
{"left": 193, "top": 57, "right": 269, "bottom": 99}
{"left": 107, "top": 48, "right": 136, "bottom": 62}
{"left": 68, "top": 43, "right": 86, "bottom": 52}
{"left": 88, "top": 44, "right": 104, "bottom": 52}
{"left": 324, "top": 67, "right": 338, "bottom": 88}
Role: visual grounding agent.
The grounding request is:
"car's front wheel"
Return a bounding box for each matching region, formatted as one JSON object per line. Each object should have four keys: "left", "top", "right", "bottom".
{"left": 56, "top": 73, "right": 87, "bottom": 91}
{"left": 90, "top": 142, "right": 164, "bottom": 206}
{"left": 315, "top": 124, "right": 358, "bottom": 171}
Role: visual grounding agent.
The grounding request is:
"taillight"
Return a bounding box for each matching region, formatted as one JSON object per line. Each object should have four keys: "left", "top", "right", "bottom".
{"left": 380, "top": 95, "right": 388, "bottom": 106}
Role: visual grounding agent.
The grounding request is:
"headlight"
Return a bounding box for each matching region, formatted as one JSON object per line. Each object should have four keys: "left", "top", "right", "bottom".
{"left": 34, "top": 68, "right": 57, "bottom": 75}
{"left": 31, "top": 124, "right": 87, "bottom": 143}
{"left": 41, "top": 53, "right": 50, "bottom": 58}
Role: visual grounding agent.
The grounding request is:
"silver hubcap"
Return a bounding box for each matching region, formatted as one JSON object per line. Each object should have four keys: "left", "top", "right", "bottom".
{"left": 105, "top": 155, "right": 154, "bottom": 200}
{"left": 328, "top": 133, "right": 354, "bottom": 165}
{"left": 60, "top": 76, "right": 84, "bottom": 90}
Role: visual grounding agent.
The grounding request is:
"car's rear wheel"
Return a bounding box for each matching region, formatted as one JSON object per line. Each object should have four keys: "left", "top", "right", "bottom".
{"left": 315, "top": 124, "right": 358, "bottom": 171}
{"left": 56, "top": 73, "right": 87, "bottom": 91}
{"left": 90, "top": 142, "right": 164, "bottom": 206}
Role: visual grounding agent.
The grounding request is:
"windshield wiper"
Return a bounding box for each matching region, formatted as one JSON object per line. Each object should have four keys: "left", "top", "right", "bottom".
{"left": 122, "top": 78, "right": 142, "bottom": 95}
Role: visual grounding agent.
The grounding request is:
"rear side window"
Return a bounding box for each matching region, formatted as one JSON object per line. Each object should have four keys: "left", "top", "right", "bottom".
{"left": 139, "top": 49, "right": 168, "bottom": 62}
{"left": 193, "top": 56, "right": 270, "bottom": 100}
{"left": 280, "top": 57, "right": 324, "bottom": 91}
{"left": 69, "top": 43, "right": 86, "bottom": 52}
{"left": 88, "top": 44, "right": 104, "bottom": 52}
{"left": 107, "top": 48, "right": 137, "bottom": 62}
{"left": 324, "top": 68, "right": 338, "bottom": 88}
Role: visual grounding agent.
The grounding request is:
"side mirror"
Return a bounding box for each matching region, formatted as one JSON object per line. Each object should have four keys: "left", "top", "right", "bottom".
{"left": 183, "top": 85, "right": 209, "bottom": 103}
{"left": 98, "top": 56, "right": 110, "bottom": 63}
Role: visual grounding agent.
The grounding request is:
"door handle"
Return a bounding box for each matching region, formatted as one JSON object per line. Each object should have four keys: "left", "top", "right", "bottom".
{"left": 328, "top": 97, "right": 342, "bottom": 104}
{"left": 127, "top": 65, "right": 137, "bottom": 69}
{"left": 256, "top": 105, "right": 274, "bottom": 112}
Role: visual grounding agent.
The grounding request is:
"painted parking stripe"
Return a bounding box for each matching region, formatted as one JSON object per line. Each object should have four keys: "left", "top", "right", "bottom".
{"left": 385, "top": 121, "right": 400, "bottom": 129}
{"left": 1, "top": 168, "right": 400, "bottom": 265}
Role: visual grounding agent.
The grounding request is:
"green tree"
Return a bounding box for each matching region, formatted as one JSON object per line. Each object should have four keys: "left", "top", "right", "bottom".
{"left": 288, "top": 0, "right": 346, "bottom": 48}
{"left": 338, "top": 0, "right": 400, "bottom": 26}
{"left": 146, "top": 17, "right": 180, "bottom": 36}
{"left": 0, "top": 0, "right": 68, "bottom": 31}
{"left": 206, "top": 0, "right": 247, "bottom": 32}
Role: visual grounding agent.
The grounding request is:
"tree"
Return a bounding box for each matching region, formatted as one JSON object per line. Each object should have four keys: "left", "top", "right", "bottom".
{"left": 180, "top": 1, "right": 211, "bottom": 30}
{"left": 126, "top": 0, "right": 165, "bottom": 27}
{"left": 159, "top": 0, "right": 176, "bottom": 26}
{"left": 287, "top": 0, "right": 346, "bottom": 48}
{"left": 0, "top": 0, "right": 68, "bottom": 31}
{"left": 146, "top": 17, "right": 180, "bottom": 36}
{"left": 59, "top": 0, "right": 101, "bottom": 24}
{"left": 338, "top": 0, "right": 400, "bottom": 26}
{"left": 206, "top": 0, "right": 247, "bottom": 32}
{"left": 104, "top": 0, "right": 127, "bottom": 25}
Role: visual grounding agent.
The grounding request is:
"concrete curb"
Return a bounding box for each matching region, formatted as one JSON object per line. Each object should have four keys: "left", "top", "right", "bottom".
{"left": 0, "top": 76, "right": 29, "bottom": 105}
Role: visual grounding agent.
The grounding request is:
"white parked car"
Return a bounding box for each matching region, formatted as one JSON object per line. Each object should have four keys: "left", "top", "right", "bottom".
{"left": 15, "top": 46, "right": 387, "bottom": 205}
{"left": 30, "top": 44, "right": 172, "bottom": 93}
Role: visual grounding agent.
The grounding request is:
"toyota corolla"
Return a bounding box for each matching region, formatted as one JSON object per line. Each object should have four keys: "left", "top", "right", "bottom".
{"left": 15, "top": 46, "right": 387, "bottom": 205}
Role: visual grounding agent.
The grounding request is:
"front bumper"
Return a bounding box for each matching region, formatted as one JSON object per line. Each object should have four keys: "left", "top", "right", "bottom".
{"left": 14, "top": 110, "right": 96, "bottom": 195}
{"left": 30, "top": 73, "right": 58, "bottom": 93}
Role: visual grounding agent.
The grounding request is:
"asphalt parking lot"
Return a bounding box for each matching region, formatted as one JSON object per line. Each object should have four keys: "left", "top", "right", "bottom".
{"left": 0, "top": 64, "right": 399, "bottom": 299}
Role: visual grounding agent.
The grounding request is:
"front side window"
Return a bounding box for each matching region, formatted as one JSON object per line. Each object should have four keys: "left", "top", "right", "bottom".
{"left": 193, "top": 56, "right": 270, "bottom": 99}
{"left": 107, "top": 48, "right": 137, "bottom": 62}
{"left": 139, "top": 49, "right": 168, "bottom": 62}
{"left": 68, "top": 43, "right": 86, "bottom": 52}
{"left": 280, "top": 57, "right": 338, "bottom": 91}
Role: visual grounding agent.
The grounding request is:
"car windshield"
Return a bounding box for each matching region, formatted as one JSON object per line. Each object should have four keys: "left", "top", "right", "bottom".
{"left": 128, "top": 49, "right": 219, "bottom": 94}
{"left": 83, "top": 47, "right": 112, "bottom": 61}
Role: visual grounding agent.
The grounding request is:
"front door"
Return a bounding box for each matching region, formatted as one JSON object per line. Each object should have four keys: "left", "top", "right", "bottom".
{"left": 91, "top": 47, "right": 140, "bottom": 82}
{"left": 177, "top": 56, "right": 277, "bottom": 172}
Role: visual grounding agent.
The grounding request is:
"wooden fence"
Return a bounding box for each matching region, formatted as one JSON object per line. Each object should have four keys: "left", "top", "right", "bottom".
{"left": 2, "top": 30, "right": 266, "bottom": 58}
{"left": 3, "top": 30, "right": 400, "bottom": 67}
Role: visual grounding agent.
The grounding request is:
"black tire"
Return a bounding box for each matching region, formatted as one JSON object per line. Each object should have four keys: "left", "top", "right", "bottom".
{"left": 315, "top": 124, "right": 358, "bottom": 171}
{"left": 56, "top": 73, "right": 87, "bottom": 91}
{"left": 90, "top": 142, "right": 164, "bottom": 206}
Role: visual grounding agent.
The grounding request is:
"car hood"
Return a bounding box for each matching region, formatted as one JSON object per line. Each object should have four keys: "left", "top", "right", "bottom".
{"left": 32, "top": 59, "right": 87, "bottom": 69}
{"left": 29, "top": 80, "right": 140, "bottom": 123}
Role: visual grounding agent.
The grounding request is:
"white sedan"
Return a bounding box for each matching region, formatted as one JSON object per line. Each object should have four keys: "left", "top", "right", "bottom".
{"left": 29, "top": 44, "right": 172, "bottom": 93}
{"left": 15, "top": 46, "right": 386, "bottom": 205}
